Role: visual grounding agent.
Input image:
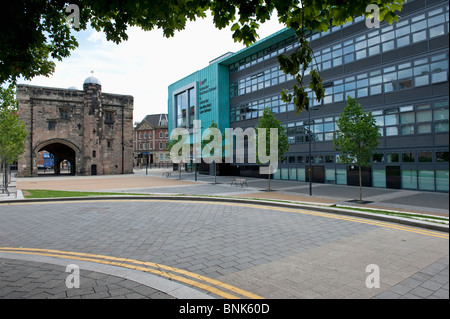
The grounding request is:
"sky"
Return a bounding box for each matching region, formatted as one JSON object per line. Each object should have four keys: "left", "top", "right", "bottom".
{"left": 19, "top": 13, "right": 285, "bottom": 124}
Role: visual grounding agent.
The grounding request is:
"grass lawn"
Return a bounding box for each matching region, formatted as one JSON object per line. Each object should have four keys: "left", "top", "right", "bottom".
{"left": 22, "top": 189, "right": 147, "bottom": 198}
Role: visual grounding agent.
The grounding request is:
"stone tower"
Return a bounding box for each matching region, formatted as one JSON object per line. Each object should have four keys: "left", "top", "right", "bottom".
{"left": 17, "top": 75, "right": 134, "bottom": 177}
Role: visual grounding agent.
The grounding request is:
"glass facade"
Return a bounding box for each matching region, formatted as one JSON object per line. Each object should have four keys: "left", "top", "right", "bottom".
{"left": 168, "top": 0, "right": 449, "bottom": 192}
{"left": 174, "top": 87, "right": 196, "bottom": 129}
{"left": 227, "top": 1, "right": 449, "bottom": 192}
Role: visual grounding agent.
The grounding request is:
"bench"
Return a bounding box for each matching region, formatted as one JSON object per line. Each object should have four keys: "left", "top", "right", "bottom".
{"left": 231, "top": 178, "right": 248, "bottom": 187}
{"left": 162, "top": 171, "right": 172, "bottom": 178}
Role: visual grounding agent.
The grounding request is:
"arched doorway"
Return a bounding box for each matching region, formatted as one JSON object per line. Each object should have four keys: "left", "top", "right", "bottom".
{"left": 34, "top": 140, "right": 79, "bottom": 176}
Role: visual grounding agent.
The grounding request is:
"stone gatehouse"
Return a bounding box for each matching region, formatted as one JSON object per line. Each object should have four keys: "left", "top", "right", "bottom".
{"left": 17, "top": 75, "right": 134, "bottom": 177}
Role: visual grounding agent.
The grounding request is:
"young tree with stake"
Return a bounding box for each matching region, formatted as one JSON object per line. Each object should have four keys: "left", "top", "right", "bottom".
{"left": 333, "top": 97, "right": 381, "bottom": 203}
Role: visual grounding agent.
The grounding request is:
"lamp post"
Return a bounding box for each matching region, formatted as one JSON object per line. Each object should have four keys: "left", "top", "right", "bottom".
{"left": 307, "top": 106, "right": 318, "bottom": 196}
{"left": 308, "top": 109, "right": 312, "bottom": 196}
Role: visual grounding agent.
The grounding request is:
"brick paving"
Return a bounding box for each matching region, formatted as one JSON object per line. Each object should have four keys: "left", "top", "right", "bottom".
{"left": 0, "top": 197, "right": 448, "bottom": 299}
{"left": 0, "top": 169, "right": 448, "bottom": 299}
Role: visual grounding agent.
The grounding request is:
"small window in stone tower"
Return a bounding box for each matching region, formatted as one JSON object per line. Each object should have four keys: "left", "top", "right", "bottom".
{"left": 48, "top": 121, "right": 56, "bottom": 130}
{"left": 92, "top": 150, "right": 96, "bottom": 158}
{"left": 59, "top": 108, "right": 69, "bottom": 120}
{"left": 105, "top": 111, "right": 114, "bottom": 124}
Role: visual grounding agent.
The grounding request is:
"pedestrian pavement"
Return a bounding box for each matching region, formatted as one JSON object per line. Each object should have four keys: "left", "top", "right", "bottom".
{"left": 6, "top": 168, "right": 448, "bottom": 217}
{"left": 0, "top": 168, "right": 448, "bottom": 301}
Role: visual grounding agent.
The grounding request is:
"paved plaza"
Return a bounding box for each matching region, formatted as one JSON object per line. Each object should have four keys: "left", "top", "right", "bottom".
{"left": 0, "top": 169, "right": 448, "bottom": 300}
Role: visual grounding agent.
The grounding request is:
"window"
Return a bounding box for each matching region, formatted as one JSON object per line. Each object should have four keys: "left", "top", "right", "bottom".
{"left": 105, "top": 111, "right": 114, "bottom": 124}
{"left": 417, "top": 110, "right": 432, "bottom": 122}
{"left": 414, "top": 60, "right": 429, "bottom": 87}
{"left": 436, "top": 152, "right": 449, "bottom": 162}
{"left": 402, "top": 152, "right": 415, "bottom": 162}
{"left": 431, "top": 57, "right": 448, "bottom": 84}
{"left": 418, "top": 170, "right": 435, "bottom": 191}
{"left": 436, "top": 170, "right": 449, "bottom": 191}
{"left": 325, "top": 155, "right": 334, "bottom": 163}
{"left": 397, "top": 35, "right": 410, "bottom": 48}
{"left": 372, "top": 154, "right": 384, "bottom": 163}
{"left": 418, "top": 152, "right": 432, "bottom": 162}
{"left": 387, "top": 153, "right": 399, "bottom": 162}
{"left": 176, "top": 91, "right": 187, "bottom": 128}
{"left": 429, "top": 25, "right": 444, "bottom": 38}
{"left": 175, "top": 85, "right": 196, "bottom": 128}
{"left": 412, "top": 30, "right": 427, "bottom": 43}
{"left": 48, "top": 121, "right": 56, "bottom": 130}
{"left": 402, "top": 170, "right": 417, "bottom": 189}
{"left": 382, "top": 41, "right": 395, "bottom": 52}
{"left": 372, "top": 169, "right": 385, "bottom": 188}
{"left": 433, "top": 102, "right": 449, "bottom": 133}
{"left": 59, "top": 109, "right": 69, "bottom": 120}
{"left": 92, "top": 150, "right": 96, "bottom": 158}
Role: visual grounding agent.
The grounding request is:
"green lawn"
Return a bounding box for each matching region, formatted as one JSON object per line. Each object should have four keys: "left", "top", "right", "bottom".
{"left": 23, "top": 189, "right": 147, "bottom": 198}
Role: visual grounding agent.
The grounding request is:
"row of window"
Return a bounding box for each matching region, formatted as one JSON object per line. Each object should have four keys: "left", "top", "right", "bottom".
{"left": 308, "top": 5, "right": 449, "bottom": 73}
{"left": 137, "top": 142, "right": 166, "bottom": 151}
{"left": 230, "top": 51, "right": 449, "bottom": 123}
{"left": 229, "top": 3, "right": 448, "bottom": 76}
{"left": 230, "top": 49, "right": 448, "bottom": 108}
{"left": 283, "top": 100, "right": 449, "bottom": 144}
{"left": 227, "top": 1, "right": 419, "bottom": 74}
{"left": 272, "top": 166, "right": 449, "bottom": 191}
{"left": 281, "top": 150, "right": 449, "bottom": 165}
{"left": 229, "top": 65, "right": 295, "bottom": 98}
{"left": 137, "top": 131, "right": 169, "bottom": 139}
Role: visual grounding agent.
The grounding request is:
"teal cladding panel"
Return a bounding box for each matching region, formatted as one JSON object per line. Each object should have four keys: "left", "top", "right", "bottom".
{"left": 168, "top": 63, "right": 229, "bottom": 138}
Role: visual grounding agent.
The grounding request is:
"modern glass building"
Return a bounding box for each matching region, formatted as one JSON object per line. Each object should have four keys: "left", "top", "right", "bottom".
{"left": 168, "top": 0, "right": 449, "bottom": 192}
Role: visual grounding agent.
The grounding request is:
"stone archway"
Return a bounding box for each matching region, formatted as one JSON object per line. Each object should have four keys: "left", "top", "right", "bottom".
{"left": 34, "top": 139, "right": 80, "bottom": 176}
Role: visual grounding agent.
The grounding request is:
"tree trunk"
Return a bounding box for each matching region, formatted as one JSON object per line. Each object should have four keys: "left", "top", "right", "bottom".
{"left": 214, "top": 162, "right": 217, "bottom": 184}
{"left": 267, "top": 164, "right": 271, "bottom": 191}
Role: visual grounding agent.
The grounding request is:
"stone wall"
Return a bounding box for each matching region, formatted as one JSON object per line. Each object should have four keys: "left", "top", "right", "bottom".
{"left": 17, "top": 82, "right": 134, "bottom": 177}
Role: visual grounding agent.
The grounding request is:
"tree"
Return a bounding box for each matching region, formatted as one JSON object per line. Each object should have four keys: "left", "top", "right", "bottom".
{"left": 0, "top": 85, "right": 28, "bottom": 192}
{"left": 201, "top": 122, "right": 224, "bottom": 184}
{"left": 333, "top": 96, "right": 381, "bottom": 203}
{"left": 255, "top": 107, "right": 289, "bottom": 191}
{"left": 1, "top": 1, "right": 405, "bottom": 85}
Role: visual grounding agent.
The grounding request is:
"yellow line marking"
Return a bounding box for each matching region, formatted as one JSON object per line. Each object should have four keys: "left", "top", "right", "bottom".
{"left": 0, "top": 247, "right": 263, "bottom": 299}
{"left": 1, "top": 199, "right": 447, "bottom": 239}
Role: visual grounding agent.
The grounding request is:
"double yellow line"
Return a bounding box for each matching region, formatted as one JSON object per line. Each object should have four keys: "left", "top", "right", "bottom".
{"left": 0, "top": 247, "right": 263, "bottom": 299}
{"left": 2, "top": 199, "right": 448, "bottom": 239}
{"left": 168, "top": 200, "right": 448, "bottom": 240}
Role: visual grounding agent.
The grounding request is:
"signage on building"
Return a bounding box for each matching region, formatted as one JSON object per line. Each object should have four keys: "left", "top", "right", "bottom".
{"left": 199, "top": 78, "right": 216, "bottom": 114}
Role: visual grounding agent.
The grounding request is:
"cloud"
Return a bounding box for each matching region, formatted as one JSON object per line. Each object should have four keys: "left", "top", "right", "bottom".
{"left": 19, "top": 14, "right": 284, "bottom": 123}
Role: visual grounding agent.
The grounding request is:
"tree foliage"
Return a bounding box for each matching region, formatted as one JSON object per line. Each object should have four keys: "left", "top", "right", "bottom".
{"left": 333, "top": 96, "right": 381, "bottom": 201}
{"left": 255, "top": 107, "right": 289, "bottom": 164}
{"left": 255, "top": 107, "right": 289, "bottom": 190}
{"left": 1, "top": 0, "right": 405, "bottom": 85}
{"left": 0, "top": 85, "right": 28, "bottom": 164}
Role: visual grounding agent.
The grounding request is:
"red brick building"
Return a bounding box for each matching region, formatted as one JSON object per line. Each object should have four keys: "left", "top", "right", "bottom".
{"left": 133, "top": 114, "right": 170, "bottom": 167}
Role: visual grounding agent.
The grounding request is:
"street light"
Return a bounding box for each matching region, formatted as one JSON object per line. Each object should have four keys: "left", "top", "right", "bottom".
{"left": 306, "top": 107, "right": 318, "bottom": 196}
{"left": 308, "top": 109, "right": 313, "bottom": 196}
